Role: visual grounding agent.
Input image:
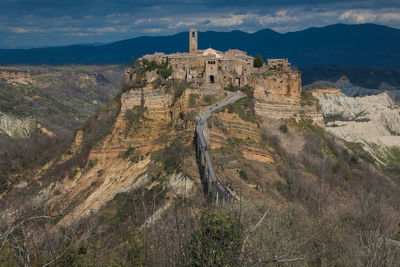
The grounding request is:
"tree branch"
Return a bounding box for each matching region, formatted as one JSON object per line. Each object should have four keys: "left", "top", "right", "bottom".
{"left": 241, "top": 209, "right": 269, "bottom": 253}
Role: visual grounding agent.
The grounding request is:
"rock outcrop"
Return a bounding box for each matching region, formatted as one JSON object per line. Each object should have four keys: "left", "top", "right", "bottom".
{"left": 250, "top": 71, "right": 323, "bottom": 125}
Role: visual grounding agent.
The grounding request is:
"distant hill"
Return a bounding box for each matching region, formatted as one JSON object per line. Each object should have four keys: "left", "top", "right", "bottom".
{"left": 1, "top": 23, "right": 400, "bottom": 67}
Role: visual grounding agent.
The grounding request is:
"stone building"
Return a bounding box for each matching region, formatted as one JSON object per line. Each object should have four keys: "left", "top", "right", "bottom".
{"left": 138, "top": 29, "right": 302, "bottom": 101}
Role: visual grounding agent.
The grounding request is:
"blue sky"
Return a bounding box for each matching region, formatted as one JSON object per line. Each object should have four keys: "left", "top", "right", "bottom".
{"left": 0, "top": 0, "right": 399, "bottom": 48}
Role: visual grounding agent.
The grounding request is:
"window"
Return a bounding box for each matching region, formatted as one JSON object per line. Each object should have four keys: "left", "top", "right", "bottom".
{"left": 192, "top": 32, "right": 195, "bottom": 38}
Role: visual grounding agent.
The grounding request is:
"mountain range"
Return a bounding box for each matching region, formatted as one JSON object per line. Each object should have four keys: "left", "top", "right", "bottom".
{"left": 0, "top": 23, "right": 399, "bottom": 67}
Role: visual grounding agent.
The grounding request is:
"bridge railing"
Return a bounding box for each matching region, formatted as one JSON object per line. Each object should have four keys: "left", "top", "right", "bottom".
{"left": 195, "top": 92, "right": 245, "bottom": 203}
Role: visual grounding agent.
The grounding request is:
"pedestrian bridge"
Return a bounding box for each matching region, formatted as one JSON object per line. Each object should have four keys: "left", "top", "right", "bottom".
{"left": 195, "top": 92, "right": 245, "bottom": 203}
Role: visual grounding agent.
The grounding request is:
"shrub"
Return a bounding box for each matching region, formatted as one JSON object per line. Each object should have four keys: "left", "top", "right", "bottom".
{"left": 188, "top": 207, "right": 243, "bottom": 266}
{"left": 188, "top": 93, "right": 199, "bottom": 108}
{"left": 158, "top": 67, "right": 172, "bottom": 79}
{"left": 280, "top": 124, "right": 288, "bottom": 133}
{"left": 238, "top": 169, "right": 248, "bottom": 181}
{"left": 124, "top": 105, "right": 150, "bottom": 132}
{"left": 300, "top": 91, "right": 316, "bottom": 107}
{"left": 119, "top": 147, "right": 135, "bottom": 159}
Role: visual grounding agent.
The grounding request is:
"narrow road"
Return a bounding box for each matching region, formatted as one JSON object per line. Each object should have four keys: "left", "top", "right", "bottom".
{"left": 196, "top": 91, "right": 246, "bottom": 201}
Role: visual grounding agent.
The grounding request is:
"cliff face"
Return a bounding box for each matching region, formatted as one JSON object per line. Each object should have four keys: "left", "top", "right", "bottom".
{"left": 250, "top": 72, "right": 323, "bottom": 125}
{"left": 208, "top": 112, "right": 274, "bottom": 164}
{"left": 44, "top": 84, "right": 200, "bottom": 226}
{"left": 251, "top": 71, "right": 301, "bottom": 103}
{"left": 90, "top": 87, "right": 195, "bottom": 159}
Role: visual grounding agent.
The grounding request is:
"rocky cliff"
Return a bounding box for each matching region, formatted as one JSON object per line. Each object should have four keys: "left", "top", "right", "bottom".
{"left": 250, "top": 71, "right": 323, "bottom": 125}
{"left": 45, "top": 84, "right": 201, "bottom": 226}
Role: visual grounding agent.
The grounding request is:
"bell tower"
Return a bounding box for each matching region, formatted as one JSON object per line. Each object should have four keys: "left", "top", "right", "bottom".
{"left": 189, "top": 28, "right": 198, "bottom": 53}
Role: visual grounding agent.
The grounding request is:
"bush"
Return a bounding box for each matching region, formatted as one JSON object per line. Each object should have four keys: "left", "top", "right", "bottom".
{"left": 188, "top": 207, "right": 243, "bottom": 266}
{"left": 158, "top": 67, "right": 172, "bottom": 79}
{"left": 280, "top": 124, "right": 288, "bottom": 133}
{"left": 238, "top": 169, "right": 248, "bottom": 181}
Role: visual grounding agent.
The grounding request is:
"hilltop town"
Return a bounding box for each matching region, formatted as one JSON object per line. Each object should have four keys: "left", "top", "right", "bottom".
{"left": 137, "top": 29, "right": 302, "bottom": 101}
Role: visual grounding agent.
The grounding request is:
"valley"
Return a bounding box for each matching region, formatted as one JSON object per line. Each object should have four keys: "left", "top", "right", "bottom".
{"left": 0, "top": 32, "right": 399, "bottom": 265}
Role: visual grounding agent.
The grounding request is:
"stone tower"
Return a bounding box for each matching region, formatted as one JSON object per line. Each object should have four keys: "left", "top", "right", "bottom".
{"left": 189, "top": 28, "right": 198, "bottom": 53}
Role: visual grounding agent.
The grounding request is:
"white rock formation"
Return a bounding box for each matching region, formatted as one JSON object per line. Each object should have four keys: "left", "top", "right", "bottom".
{"left": 0, "top": 112, "right": 34, "bottom": 139}
{"left": 315, "top": 92, "right": 400, "bottom": 147}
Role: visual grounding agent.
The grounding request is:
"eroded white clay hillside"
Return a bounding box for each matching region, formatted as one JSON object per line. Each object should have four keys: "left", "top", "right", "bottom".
{"left": 0, "top": 112, "right": 34, "bottom": 139}
{"left": 314, "top": 91, "right": 400, "bottom": 165}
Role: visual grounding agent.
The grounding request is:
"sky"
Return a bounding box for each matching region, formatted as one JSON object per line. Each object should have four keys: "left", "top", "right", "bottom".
{"left": 0, "top": 0, "right": 400, "bottom": 49}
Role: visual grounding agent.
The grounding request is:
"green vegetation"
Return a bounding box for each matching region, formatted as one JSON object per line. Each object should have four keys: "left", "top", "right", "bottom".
{"left": 386, "top": 125, "right": 400, "bottom": 136}
{"left": 157, "top": 67, "right": 172, "bottom": 79}
{"left": 324, "top": 110, "right": 370, "bottom": 123}
{"left": 202, "top": 94, "right": 215, "bottom": 104}
{"left": 118, "top": 147, "right": 142, "bottom": 163}
{"left": 253, "top": 54, "right": 264, "bottom": 68}
{"left": 151, "top": 137, "right": 189, "bottom": 175}
{"left": 300, "top": 91, "right": 316, "bottom": 107}
{"left": 140, "top": 59, "right": 167, "bottom": 72}
{"left": 124, "top": 105, "right": 150, "bottom": 132}
{"left": 212, "top": 137, "right": 244, "bottom": 156}
{"left": 86, "top": 159, "right": 98, "bottom": 170}
{"left": 238, "top": 169, "right": 248, "bottom": 181}
{"left": 223, "top": 84, "right": 251, "bottom": 94}
{"left": 188, "top": 93, "right": 199, "bottom": 108}
{"left": 166, "top": 81, "right": 190, "bottom": 102}
{"left": 343, "top": 141, "right": 375, "bottom": 164}
{"left": 189, "top": 208, "right": 243, "bottom": 266}
{"left": 226, "top": 97, "right": 257, "bottom": 123}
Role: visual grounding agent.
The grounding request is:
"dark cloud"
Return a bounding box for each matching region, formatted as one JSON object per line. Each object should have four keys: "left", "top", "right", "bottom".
{"left": 0, "top": 0, "right": 399, "bottom": 48}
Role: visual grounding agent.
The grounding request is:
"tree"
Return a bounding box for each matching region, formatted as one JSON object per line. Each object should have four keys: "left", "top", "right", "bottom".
{"left": 253, "top": 55, "right": 264, "bottom": 69}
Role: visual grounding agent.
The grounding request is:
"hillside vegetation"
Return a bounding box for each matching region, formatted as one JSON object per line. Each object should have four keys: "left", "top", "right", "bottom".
{"left": 0, "top": 63, "right": 399, "bottom": 266}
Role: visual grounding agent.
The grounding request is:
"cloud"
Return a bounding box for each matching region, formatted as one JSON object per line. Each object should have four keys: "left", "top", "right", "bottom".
{"left": 0, "top": 1, "right": 399, "bottom": 48}
{"left": 339, "top": 8, "right": 400, "bottom": 25}
{"left": 207, "top": 14, "right": 251, "bottom": 27}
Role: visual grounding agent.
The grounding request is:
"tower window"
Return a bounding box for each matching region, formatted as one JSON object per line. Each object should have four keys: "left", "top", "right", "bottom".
{"left": 192, "top": 32, "right": 195, "bottom": 38}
